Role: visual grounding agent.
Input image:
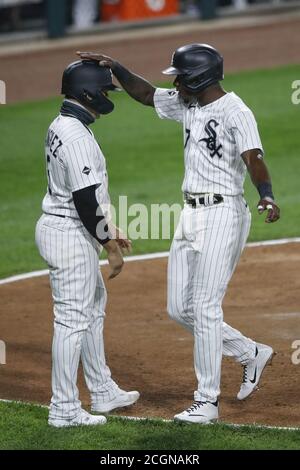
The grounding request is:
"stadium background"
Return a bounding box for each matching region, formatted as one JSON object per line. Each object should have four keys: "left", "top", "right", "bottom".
{"left": 0, "top": 0, "right": 300, "bottom": 450}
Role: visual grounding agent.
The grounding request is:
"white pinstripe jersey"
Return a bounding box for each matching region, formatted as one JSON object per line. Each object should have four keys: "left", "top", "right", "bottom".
{"left": 42, "top": 114, "right": 110, "bottom": 219}
{"left": 154, "top": 88, "right": 264, "bottom": 196}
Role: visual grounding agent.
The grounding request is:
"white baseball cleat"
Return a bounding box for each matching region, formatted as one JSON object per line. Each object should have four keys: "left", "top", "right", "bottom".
{"left": 91, "top": 389, "right": 140, "bottom": 413}
{"left": 237, "top": 343, "right": 274, "bottom": 400}
{"left": 174, "top": 401, "right": 219, "bottom": 424}
{"left": 48, "top": 408, "right": 107, "bottom": 428}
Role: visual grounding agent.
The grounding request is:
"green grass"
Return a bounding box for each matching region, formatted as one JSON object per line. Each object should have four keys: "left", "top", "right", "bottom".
{"left": 0, "top": 64, "right": 300, "bottom": 278}
{"left": 0, "top": 401, "right": 299, "bottom": 450}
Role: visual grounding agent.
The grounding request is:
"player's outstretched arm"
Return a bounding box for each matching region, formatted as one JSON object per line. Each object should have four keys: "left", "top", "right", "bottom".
{"left": 242, "top": 149, "right": 280, "bottom": 223}
{"left": 77, "top": 51, "right": 155, "bottom": 107}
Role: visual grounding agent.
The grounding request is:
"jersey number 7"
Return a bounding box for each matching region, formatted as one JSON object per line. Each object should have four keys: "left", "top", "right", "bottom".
{"left": 184, "top": 128, "right": 191, "bottom": 149}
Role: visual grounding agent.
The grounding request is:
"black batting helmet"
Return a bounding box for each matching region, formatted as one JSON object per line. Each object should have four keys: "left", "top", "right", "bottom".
{"left": 163, "top": 43, "right": 224, "bottom": 93}
{"left": 61, "top": 60, "right": 119, "bottom": 114}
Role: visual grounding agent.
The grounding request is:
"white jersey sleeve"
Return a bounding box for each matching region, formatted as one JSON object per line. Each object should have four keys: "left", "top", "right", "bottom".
{"left": 63, "top": 137, "right": 104, "bottom": 192}
{"left": 154, "top": 88, "right": 184, "bottom": 123}
{"left": 228, "top": 109, "right": 264, "bottom": 156}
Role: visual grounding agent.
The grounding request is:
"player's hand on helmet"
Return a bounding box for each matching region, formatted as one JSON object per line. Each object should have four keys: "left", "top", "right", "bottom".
{"left": 257, "top": 199, "right": 280, "bottom": 223}
{"left": 103, "top": 240, "right": 124, "bottom": 279}
{"left": 77, "top": 51, "right": 116, "bottom": 69}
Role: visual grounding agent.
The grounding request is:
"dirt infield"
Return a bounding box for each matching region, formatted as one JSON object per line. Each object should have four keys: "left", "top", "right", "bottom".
{"left": 1, "top": 15, "right": 300, "bottom": 103}
{"left": 1, "top": 243, "right": 300, "bottom": 426}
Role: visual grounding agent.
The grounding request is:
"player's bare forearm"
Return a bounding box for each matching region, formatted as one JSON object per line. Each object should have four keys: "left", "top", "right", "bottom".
{"left": 242, "top": 149, "right": 272, "bottom": 189}
{"left": 77, "top": 51, "right": 155, "bottom": 106}
{"left": 113, "top": 62, "right": 155, "bottom": 106}
{"left": 242, "top": 149, "right": 280, "bottom": 223}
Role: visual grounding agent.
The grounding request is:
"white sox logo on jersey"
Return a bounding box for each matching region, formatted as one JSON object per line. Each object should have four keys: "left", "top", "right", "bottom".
{"left": 154, "top": 88, "right": 264, "bottom": 195}
{"left": 199, "top": 119, "right": 223, "bottom": 158}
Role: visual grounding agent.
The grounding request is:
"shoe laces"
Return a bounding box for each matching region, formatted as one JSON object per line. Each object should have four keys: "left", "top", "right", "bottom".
{"left": 242, "top": 364, "right": 248, "bottom": 383}
{"left": 186, "top": 401, "right": 206, "bottom": 413}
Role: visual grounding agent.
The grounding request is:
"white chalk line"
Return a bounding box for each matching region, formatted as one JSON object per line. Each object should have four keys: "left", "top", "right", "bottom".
{"left": 0, "top": 399, "right": 299, "bottom": 432}
{"left": 0, "top": 237, "right": 300, "bottom": 286}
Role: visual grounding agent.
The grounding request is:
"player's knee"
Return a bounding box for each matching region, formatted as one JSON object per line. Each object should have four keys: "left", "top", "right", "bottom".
{"left": 194, "top": 303, "right": 223, "bottom": 333}
{"left": 54, "top": 305, "right": 91, "bottom": 330}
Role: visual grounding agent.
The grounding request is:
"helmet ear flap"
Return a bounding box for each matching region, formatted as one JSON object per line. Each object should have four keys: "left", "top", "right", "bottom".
{"left": 83, "top": 90, "right": 93, "bottom": 102}
{"left": 163, "top": 43, "right": 224, "bottom": 93}
{"left": 178, "top": 63, "right": 223, "bottom": 93}
{"left": 61, "top": 61, "right": 118, "bottom": 114}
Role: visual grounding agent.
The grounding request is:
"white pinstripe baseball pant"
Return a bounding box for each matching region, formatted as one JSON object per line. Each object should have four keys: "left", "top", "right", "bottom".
{"left": 167, "top": 196, "right": 256, "bottom": 403}
{"left": 35, "top": 214, "right": 119, "bottom": 420}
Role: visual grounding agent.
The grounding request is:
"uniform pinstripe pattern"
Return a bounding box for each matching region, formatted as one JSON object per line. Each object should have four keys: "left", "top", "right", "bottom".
{"left": 154, "top": 89, "right": 263, "bottom": 196}
{"left": 35, "top": 215, "right": 119, "bottom": 419}
{"left": 36, "top": 113, "right": 116, "bottom": 420}
{"left": 168, "top": 198, "right": 255, "bottom": 401}
{"left": 43, "top": 115, "right": 110, "bottom": 218}
{"left": 154, "top": 88, "right": 259, "bottom": 402}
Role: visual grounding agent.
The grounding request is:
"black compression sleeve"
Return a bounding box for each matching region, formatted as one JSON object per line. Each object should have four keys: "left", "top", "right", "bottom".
{"left": 73, "top": 185, "right": 111, "bottom": 245}
{"left": 257, "top": 182, "right": 274, "bottom": 200}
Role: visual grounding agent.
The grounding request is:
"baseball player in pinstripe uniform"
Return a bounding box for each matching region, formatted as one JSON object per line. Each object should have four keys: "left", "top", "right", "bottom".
{"left": 79, "top": 44, "right": 280, "bottom": 424}
{"left": 35, "top": 60, "right": 139, "bottom": 428}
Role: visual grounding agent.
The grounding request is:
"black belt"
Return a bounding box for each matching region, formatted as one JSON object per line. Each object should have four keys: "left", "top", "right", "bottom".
{"left": 44, "top": 212, "right": 65, "bottom": 218}
{"left": 184, "top": 193, "right": 224, "bottom": 208}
